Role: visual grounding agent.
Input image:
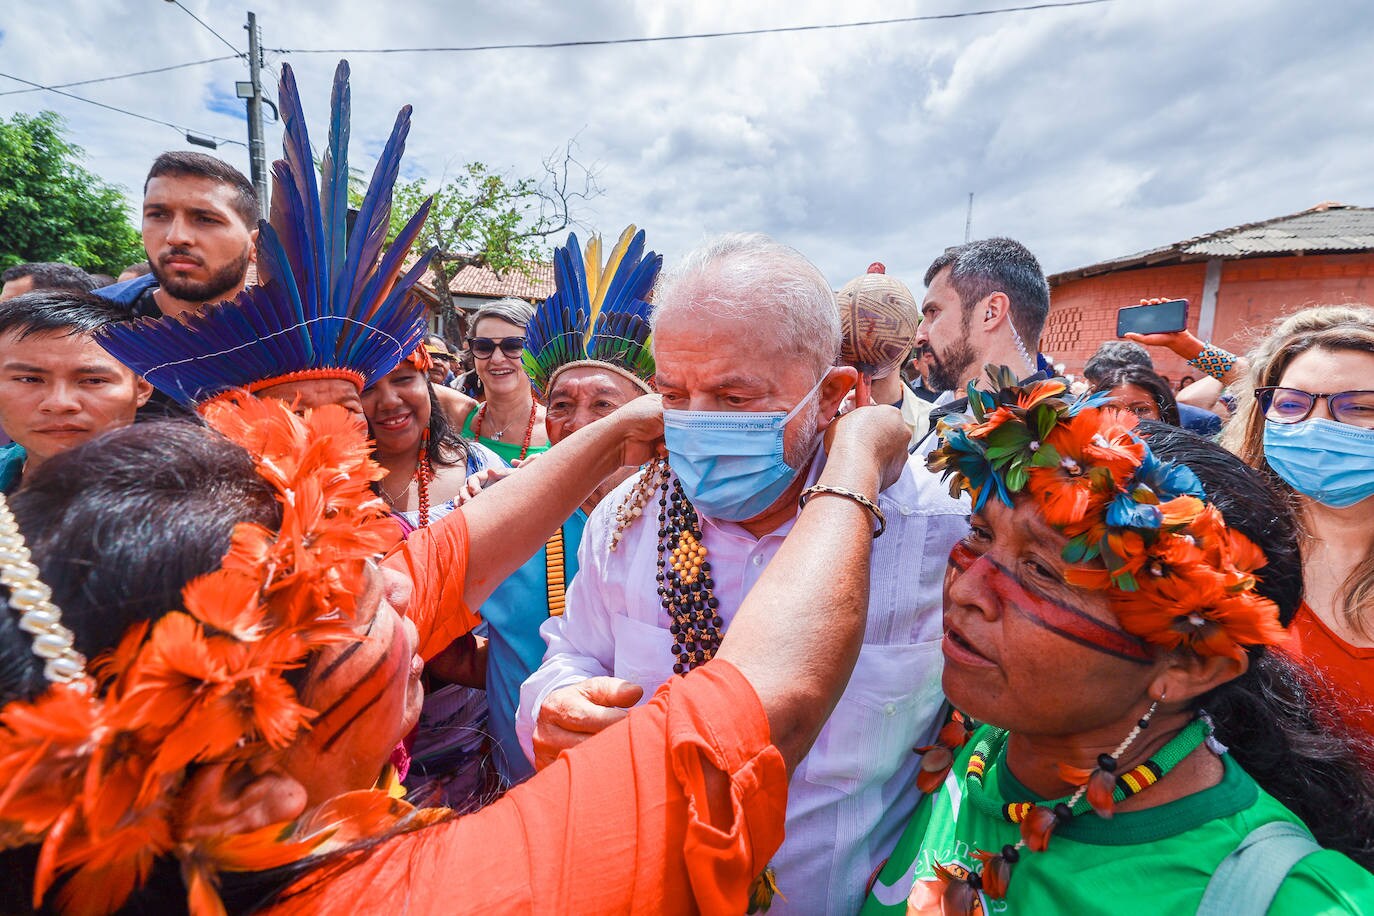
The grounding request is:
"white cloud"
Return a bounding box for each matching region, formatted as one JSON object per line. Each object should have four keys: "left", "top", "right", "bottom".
{"left": 2, "top": 0, "right": 1371, "bottom": 290}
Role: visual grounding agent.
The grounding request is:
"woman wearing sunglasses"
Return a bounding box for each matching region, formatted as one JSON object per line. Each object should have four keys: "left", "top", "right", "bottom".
{"left": 459, "top": 299, "right": 551, "bottom": 464}
{"left": 1231, "top": 305, "right": 1374, "bottom": 747}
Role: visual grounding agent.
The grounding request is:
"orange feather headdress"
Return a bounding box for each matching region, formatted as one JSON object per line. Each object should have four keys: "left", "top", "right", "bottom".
{"left": 929, "top": 365, "right": 1285, "bottom": 662}
{"left": 0, "top": 397, "right": 435, "bottom": 915}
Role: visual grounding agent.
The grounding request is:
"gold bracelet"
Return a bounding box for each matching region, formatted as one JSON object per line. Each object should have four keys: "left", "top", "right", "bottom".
{"left": 798, "top": 484, "right": 886, "bottom": 538}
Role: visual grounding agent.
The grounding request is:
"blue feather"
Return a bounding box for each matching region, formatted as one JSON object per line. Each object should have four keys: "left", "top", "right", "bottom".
{"left": 98, "top": 60, "right": 436, "bottom": 405}
{"left": 320, "top": 61, "right": 351, "bottom": 314}
{"left": 339, "top": 105, "right": 410, "bottom": 317}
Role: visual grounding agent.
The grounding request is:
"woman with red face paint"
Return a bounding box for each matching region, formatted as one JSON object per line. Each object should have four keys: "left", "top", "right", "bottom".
{"left": 862, "top": 372, "right": 1374, "bottom": 916}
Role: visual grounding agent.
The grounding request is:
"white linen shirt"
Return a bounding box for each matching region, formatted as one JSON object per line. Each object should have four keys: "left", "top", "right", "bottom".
{"left": 516, "top": 448, "right": 969, "bottom": 914}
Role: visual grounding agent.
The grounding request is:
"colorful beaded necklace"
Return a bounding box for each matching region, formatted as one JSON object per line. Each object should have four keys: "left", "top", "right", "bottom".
{"left": 656, "top": 474, "right": 723, "bottom": 674}
{"left": 472, "top": 398, "right": 539, "bottom": 461}
{"left": 936, "top": 715, "right": 1210, "bottom": 903}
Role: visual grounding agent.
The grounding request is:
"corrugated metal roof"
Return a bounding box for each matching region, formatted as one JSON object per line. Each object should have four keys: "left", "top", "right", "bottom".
{"left": 1050, "top": 203, "right": 1374, "bottom": 283}
{"left": 414, "top": 259, "right": 555, "bottom": 305}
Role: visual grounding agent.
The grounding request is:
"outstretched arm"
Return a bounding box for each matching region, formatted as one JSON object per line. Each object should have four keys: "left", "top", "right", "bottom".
{"left": 458, "top": 394, "right": 664, "bottom": 606}
{"left": 715, "top": 404, "right": 909, "bottom": 772}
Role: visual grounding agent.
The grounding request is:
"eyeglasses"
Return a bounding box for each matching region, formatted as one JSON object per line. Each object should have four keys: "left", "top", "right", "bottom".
{"left": 466, "top": 336, "right": 526, "bottom": 360}
{"left": 1256, "top": 387, "right": 1374, "bottom": 428}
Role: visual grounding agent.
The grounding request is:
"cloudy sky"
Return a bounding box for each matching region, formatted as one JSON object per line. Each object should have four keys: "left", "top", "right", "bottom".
{"left": 2, "top": 0, "right": 1371, "bottom": 286}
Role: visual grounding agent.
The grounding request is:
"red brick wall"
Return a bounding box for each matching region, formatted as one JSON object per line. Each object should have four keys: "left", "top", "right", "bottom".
{"left": 1043, "top": 253, "right": 1374, "bottom": 385}
{"left": 1041, "top": 263, "right": 1207, "bottom": 383}
{"left": 1211, "top": 254, "right": 1374, "bottom": 354}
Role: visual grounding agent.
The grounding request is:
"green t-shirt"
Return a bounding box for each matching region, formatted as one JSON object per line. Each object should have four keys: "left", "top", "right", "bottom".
{"left": 460, "top": 407, "right": 550, "bottom": 465}
{"left": 862, "top": 726, "right": 1374, "bottom": 915}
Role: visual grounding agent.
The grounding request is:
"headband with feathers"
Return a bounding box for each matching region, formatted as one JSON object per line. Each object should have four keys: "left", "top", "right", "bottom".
{"left": 522, "top": 225, "right": 661, "bottom": 398}
{"left": 99, "top": 61, "right": 433, "bottom": 407}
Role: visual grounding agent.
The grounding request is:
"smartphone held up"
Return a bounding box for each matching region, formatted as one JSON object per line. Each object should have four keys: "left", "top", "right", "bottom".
{"left": 1116, "top": 299, "right": 1188, "bottom": 338}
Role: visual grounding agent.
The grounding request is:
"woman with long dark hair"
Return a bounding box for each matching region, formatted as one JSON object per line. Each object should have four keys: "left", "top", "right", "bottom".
{"left": 362, "top": 346, "right": 493, "bottom": 537}
{"left": 1093, "top": 364, "right": 1182, "bottom": 427}
{"left": 863, "top": 376, "right": 1374, "bottom": 914}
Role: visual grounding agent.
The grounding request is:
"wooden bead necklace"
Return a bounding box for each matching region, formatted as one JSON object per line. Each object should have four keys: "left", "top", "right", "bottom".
{"left": 656, "top": 475, "right": 723, "bottom": 674}
{"left": 611, "top": 459, "right": 667, "bottom": 552}
{"left": 472, "top": 398, "right": 538, "bottom": 461}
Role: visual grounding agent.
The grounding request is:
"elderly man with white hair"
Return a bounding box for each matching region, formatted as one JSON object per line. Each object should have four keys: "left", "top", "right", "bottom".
{"left": 515, "top": 233, "right": 968, "bottom": 913}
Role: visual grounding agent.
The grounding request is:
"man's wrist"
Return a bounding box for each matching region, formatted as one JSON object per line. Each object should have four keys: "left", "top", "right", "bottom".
{"left": 815, "top": 451, "right": 881, "bottom": 499}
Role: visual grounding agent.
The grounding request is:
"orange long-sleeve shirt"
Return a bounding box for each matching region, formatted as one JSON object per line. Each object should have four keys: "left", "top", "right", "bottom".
{"left": 266, "top": 660, "right": 788, "bottom": 915}
{"left": 381, "top": 505, "right": 480, "bottom": 660}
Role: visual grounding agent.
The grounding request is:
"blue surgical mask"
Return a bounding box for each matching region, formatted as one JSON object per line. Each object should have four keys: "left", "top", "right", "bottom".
{"left": 1263, "top": 417, "right": 1374, "bottom": 508}
{"left": 664, "top": 375, "right": 827, "bottom": 522}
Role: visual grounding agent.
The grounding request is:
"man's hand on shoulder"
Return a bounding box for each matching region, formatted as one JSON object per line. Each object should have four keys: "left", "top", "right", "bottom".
{"left": 532, "top": 676, "right": 645, "bottom": 770}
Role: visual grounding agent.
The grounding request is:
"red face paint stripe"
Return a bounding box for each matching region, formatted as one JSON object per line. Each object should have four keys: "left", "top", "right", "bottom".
{"left": 946, "top": 542, "right": 1154, "bottom": 664}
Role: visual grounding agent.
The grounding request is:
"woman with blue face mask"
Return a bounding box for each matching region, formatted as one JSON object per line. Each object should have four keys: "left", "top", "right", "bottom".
{"left": 1230, "top": 304, "right": 1374, "bottom": 748}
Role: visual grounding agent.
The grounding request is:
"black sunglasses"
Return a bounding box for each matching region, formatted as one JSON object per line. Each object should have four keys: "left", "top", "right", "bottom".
{"left": 466, "top": 336, "right": 526, "bottom": 360}
{"left": 1255, "top": 386, "right": 1374, "bottom": 428}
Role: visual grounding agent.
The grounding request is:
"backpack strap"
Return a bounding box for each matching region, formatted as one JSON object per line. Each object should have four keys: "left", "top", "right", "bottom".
{"left": 1196, "top": 821, "right": 1321, "bottom": 915}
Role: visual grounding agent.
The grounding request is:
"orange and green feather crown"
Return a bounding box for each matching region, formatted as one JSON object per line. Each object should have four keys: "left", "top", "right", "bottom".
{"left": 929, "top": 365, "right": 1285, "bottom": 661}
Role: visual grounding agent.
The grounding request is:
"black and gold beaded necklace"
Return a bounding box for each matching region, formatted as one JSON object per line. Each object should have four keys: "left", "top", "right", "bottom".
{"left": 655, "top": 476, "right": 724, "bottom": 674}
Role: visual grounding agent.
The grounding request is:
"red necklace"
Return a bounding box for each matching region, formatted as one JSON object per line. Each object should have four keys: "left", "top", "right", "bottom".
{"left": 473, "top": 398, "right": 538, "bottom": 461}
{"left": 383, "top": 429, "right": 432, "bottom": 528}
{"left": 415, "top": 436, "right": 432, "bottom": 528}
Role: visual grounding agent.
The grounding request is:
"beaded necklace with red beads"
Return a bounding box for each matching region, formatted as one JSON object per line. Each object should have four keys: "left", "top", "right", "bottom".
{"left": 472, "top": 398, "right": 538, "bottom": 461}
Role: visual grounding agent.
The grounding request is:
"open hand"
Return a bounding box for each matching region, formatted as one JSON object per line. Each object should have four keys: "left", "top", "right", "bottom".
{"left": 531, "top": 677, "right": 645, "bottom": 770}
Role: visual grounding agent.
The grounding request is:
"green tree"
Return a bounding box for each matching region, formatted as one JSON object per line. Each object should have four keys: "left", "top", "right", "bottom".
{"left": 0, "top": 111, "right": 145, "bottom": 275}
{"left": 388, "top": 142, "right": 601, "bottom": 321}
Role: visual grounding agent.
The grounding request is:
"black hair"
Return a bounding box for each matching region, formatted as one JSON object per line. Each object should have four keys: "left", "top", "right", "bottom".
{"left": 0, "top": 288, "right": 133, "bottom": 341}
{"left": 1140, "top": 422, "right": 1374, "bottom": 869}
{"left": 425, "top": 380, "right": 470, "bottom": 469}
{"left": 122, "top": 261, "right": 153, "bottom": 278}
{"left": 0, "top": 421, "right": 279, "bottom": 704}
{"left": 923, "top": 238, "right": 1051, "bottom": 348}
{"left": 0, "top": 421, "right": 286, "bottom": 912}
{"left": 1083, "top": 340, "right": 1153, "bottom": 385}
{"left": 1094, "top": 365, "right": 1181, "bottom": 426}
{"left": 0, "top": 262, "right": 97, "bottom": 294}
{"left": 145, "top": 151, "right": 259, "bottom": 230}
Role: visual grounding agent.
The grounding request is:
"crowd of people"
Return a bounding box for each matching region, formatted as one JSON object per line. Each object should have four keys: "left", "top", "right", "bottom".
{"left": 1, "top": 60, "right": 1372, "bottom": 915}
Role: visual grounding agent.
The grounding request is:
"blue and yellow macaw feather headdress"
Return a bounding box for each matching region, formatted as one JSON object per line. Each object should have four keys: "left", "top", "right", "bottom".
{"left": 522, "top": 225, "right": 661, "bottom": 398}
{"left": 99, "top": 61, "right": 433, "bottom": 407}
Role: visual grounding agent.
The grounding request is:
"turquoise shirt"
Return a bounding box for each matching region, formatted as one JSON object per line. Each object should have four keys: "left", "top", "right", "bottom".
{"left": 0, "top": 444, "right": 25, "bottom": 494}
{"left": 481, "top": 508, "right": 587, "bottom": 784}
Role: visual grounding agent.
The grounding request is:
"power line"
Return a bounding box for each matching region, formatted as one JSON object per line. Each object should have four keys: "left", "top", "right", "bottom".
{"left": 0, "top": 71, "right": 245, "bottom": 147}
{"left": 0, "top": 56, "right": 239, "bottom": 98}
{"left": 166, "top": 0, "right": 247, "bottom": 59}
{"left": 271, "top": 0, "right": 1112, "bottom": 55}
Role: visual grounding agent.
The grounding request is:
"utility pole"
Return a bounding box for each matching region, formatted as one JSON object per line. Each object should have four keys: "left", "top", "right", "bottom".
{"left": 964, "top": 192, "right": 974, "bottom": 243}
{"left": 245, "top": 11, "right": 268, "bottom": 217}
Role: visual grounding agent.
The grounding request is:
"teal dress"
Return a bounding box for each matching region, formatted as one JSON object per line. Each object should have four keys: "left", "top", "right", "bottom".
{"left": 0, "top": 444, "right": 26, "bottom": 494}
{"left": 481, "top": 508, "right": 587, "bottom": 784}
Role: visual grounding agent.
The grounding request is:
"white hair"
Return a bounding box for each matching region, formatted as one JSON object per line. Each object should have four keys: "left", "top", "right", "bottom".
{"left": 651, "top": 233, "right": 840, "bottom": 378}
